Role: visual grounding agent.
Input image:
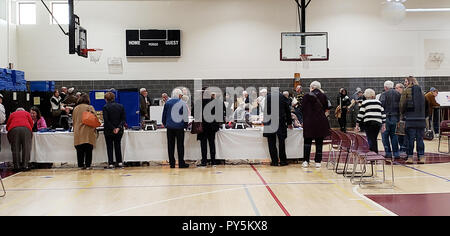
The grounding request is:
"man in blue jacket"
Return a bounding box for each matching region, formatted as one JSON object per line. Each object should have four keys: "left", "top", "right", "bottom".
{"left": 162, "top": 89, "right": 190, "bottom": 168}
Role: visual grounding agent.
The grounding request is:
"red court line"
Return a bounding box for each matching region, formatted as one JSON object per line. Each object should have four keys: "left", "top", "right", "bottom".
{"left": 250, "top": 164, "right": 291, "bottom": 216}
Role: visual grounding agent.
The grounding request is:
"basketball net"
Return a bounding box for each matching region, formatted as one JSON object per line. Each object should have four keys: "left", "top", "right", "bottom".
{"left": 89, "top": 49, "right": 103, "bottom": 63}
{"left": 300, "top": 54, "right": 312, "bottom": 70}
{"left": 81, "top": 48, "right": 103, "bottom": 63}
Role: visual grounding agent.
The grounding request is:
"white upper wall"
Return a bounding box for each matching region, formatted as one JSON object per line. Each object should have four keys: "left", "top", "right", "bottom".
{"left": 15, "top": 0, "right": 450, "bottom": 81}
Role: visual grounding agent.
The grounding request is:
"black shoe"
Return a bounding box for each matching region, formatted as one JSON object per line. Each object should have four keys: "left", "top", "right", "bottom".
{"left": 179, "top": 164, "right": 189, "bottom": 168}
{"left": 22, "top": 167, "right": 31, "bottom": 172}
{"left": 279, "top": 162, "right": 289, "bottom": 166}
{"left": 270, "top": 162, "right": 278, "bottom": 166}
{"left": 170, "top": 164, "right": 175, "bottom": 168}
{"left": 197, "top": 163, "right": 207, "bottom": 167}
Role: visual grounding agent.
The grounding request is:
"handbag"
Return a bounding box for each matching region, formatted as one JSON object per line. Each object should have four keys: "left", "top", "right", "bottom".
{"left": 395, "top": 121, "right": 406, "bottom": 136}
{"left": 82, "top": 111, "right": 101, "bottom": 128}
{"left": 191, "top": 121, "right": 203, "bottom": 134}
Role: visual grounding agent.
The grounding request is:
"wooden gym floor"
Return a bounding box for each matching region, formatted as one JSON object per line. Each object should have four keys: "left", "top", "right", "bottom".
{"left": 0, "top": 136, "right": 449, "bottom": 216}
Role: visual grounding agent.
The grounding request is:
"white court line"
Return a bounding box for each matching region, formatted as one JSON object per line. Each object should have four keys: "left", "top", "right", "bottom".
{"left": 352, "top": 186, "right": 397, "bottom": 216}
{"left": 102, "top": 185, "right": 265, "bottom": 216}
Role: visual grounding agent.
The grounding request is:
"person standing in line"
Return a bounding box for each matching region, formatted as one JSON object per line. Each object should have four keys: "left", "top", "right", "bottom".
{"left": 355, "top": 89, "right": 386, "bottom": 154}
{"left": 197, "top": 89, "right": 225, "bottom": 167}
{"left": 336, "top": 88, "right": 351, "bottom": 132}
{"left": 6, "top": 108, "right": 33, "bottom": 172}
{"left": 301, "top": 81, "right": 331, "bottom": 168}
{"left": 162, "top": 89, "right": 189, "bottom": 169}
{"left": 263, "top": 91, "right": 293, "bottom": 167}
{"left": 395, "top": 83, "right": 407, "bottom": 155}
{"left": 400, "top": 76, "right": 426, "bottom": 164}
{"left": 139, "top": 88, "right": 151, "bottom": 122}
{"left": 72, "top": 94, "right": 98, "bottom": 170}
{"left": 424, "top": 87, "right": 440, "bottom": 136}
{"left": 103, "top": 92, "right": 126, "bottom": 169}
{"left": 379, "top": 81, "right": 401, "bottom": 159}
{"left": 350, "top": 88, "right": 364, "bottom": 130}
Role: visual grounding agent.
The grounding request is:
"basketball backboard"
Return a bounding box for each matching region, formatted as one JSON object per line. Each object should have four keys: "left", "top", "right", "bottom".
{"left": 68, "top": 0, "right": 87, "bottom": 58}
{"left": 280, "top": 32, "right": 329, "bottom": 61}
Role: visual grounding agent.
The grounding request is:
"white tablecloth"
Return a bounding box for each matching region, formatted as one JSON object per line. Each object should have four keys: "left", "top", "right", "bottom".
{"left": 0, "top": 128, "right": 303, "bottom": 164}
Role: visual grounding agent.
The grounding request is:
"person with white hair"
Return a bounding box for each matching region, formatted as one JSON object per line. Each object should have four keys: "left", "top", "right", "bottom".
{"left": 139, "top": 88, "right": 151, "bottom": 122}
{"left": 257, "top": 89, "right": 268, "bottom": 114}
{"left": 6, "top": 107, "right": 33, "bottom": 171}
{"left": 356, "top": 89, "right": 386, "bottom": 154}
{"left": 300, "top": 81, "right": 330, "bottom": 168}
{"left": 379, "top": 80, "right": 401, "bottom": 159}
{"left": 162, "top": 88, "right": 190, "bottom": 168}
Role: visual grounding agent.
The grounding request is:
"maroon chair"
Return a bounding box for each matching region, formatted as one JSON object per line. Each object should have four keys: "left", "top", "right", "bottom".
{"left": 342, "top": 133, "right": 361, "bottom": 177}
{"left": 438, "top": 120, "right": 450, "bottom": 153}
{"left": 326, "top": 130, "right": 342, "bottom": 170}
{"left": 334, "top": 130, "right": 352, "bottom": 175}
{"left": 351, "top": 134, "right": 394, "bottom": 188}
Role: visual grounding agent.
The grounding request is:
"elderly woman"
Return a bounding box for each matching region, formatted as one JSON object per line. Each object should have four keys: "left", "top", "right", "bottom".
{"left": 72, "top": 94, "right": 98, "bottom": 170}
{"left": 6, "top": 108, "right": 33, "bottom": 171}
{"left": 356, "top": 89, "right": 386, "bottom": 154}
{"left": 301, "top": 81, "right": 331, "bottom": 168}
{"left": 30, "top": 106, "right": 47, "bottom": 132}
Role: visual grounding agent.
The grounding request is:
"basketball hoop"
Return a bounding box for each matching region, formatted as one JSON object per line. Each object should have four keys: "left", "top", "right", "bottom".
{"left": 81, "top": 48, "right": 103, "bottom": 63}
{"left": 300, "top": 54, "right": 312, "bottom": 69}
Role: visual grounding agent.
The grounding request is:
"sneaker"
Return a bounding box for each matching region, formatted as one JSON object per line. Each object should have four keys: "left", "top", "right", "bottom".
{"left": 418, "top": 157, "right": 426, "bottom": 164}
{"left": 315, "top": 163, "right": 322, "bottom": 168}
{"left": 302, "top": 161, "right": 309, "bottom": 168}
{"left": 104, "top": 165, "right": 114, "bottom": 169}
{"left": 118, "top": 163, "right": 124, "bottom": 169}
{"left": 405, "top": 157, "right": 414, "bottom": 164}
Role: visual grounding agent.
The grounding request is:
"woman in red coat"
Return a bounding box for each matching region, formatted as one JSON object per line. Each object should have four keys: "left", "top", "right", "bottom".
{"left": 6, "top": 108, "right": 34, "bottom": 171}
{"left": 301, "top": 81, "right": 331, "bottom": 168}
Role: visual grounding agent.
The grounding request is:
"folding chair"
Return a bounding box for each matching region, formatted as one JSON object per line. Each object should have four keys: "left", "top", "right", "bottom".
{"left": 438, "top": 120, "right": 450, "bottom": 154}
{"left": 351, "top": 134, "right": 394, "bottom": 188}
{"left": 0, "top": 164, "right": 6, "bottom": 197}
{"left": 334, "top": 131, "right": 352, "bottom": 175}
{"left": 326, "top": 130, "right": 342, "bottom": 170}
{"left": 342, "top": 133, "right": 363, "bottom": 178}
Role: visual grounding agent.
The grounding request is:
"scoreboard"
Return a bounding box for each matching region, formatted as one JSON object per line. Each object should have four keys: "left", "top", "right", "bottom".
{"left": 126, "top": 29, "right": 181, "bottom": 57}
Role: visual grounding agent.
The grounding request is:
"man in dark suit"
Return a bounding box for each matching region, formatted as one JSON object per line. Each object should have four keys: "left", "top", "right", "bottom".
{"left": 263, "top": 91, "right": 293, "bottom": 166}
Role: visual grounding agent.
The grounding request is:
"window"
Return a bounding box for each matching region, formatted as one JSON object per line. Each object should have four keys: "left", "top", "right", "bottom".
{"left": 18, "top": 2, "right": 36, "bottom": 25}
{"left": 51, "top": 2, "right": 68, "bottom": 25}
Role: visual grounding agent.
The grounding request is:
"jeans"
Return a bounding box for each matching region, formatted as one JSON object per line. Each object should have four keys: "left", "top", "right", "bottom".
{"left": 365, "top": 121, "right": 381, "bottom": 154}
{"left": 303, "top": 137, "right": 324, "bottom": 163}
{"left": 398, "top": 135, "right": 407, "bottom": 153}
{"left": 406, "top": 128, "right": 425, "bottom": 158}
{"left": 382, "top": 117, "right": 399, "bottom": 157}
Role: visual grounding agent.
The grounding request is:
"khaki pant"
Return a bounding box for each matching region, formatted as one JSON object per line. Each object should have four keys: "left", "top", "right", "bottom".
{"left": 7, "top": 127, "right": 32, "bottom": 169}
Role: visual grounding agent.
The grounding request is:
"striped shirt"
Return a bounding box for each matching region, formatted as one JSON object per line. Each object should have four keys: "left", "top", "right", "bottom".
{"left": 357, "top": 99, "right": 386, "bottom": 124}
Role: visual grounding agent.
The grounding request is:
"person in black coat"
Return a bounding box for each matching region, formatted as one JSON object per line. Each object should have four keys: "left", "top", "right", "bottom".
{"left": 103, "top": 92, "right": 126, "bottom": 169}
{"left": 197, "top": 90, "right": 225, "bottom": 167}
{"left": 337, "top": 88, "right": 351, "bottom": 132}
{"left": 301, "top": 81, "right": 331, "bottom": 168}
{"left": 263, "top": 91, "right": 293, "bottom": 166}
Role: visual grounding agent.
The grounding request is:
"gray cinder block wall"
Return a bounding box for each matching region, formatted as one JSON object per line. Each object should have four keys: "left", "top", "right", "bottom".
{"left": 43, "top": 76, "right": 449, "bottom": 128}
